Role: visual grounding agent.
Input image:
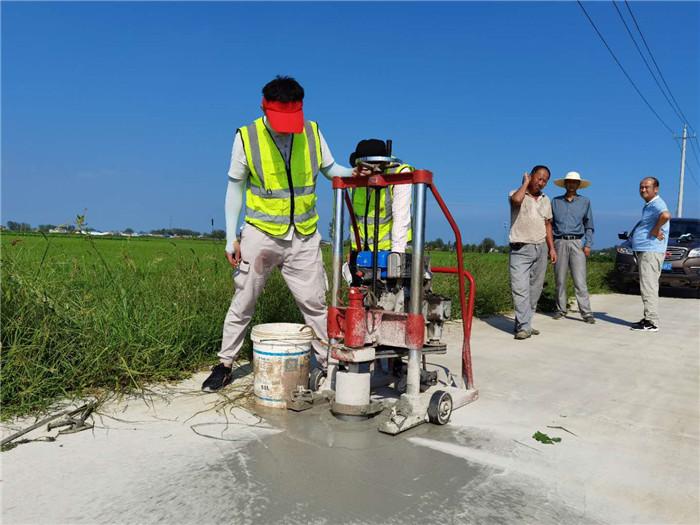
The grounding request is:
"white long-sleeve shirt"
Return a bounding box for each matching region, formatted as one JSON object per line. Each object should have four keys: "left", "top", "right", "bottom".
{"left": 389, "top": 168, "right": 412, "bottom": 253}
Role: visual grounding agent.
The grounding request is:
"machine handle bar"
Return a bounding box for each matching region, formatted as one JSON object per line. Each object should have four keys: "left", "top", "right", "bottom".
{"left": 332, "top": 170, "right": 433, "bottom": 189}
{"left": 428, "top": 180, "right": 475, "bottom": 390}
{"left": 430, "top": 267, "right": 475, "bottom": 390}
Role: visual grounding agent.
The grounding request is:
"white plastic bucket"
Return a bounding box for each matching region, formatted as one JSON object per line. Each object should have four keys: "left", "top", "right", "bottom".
{"left": 251, "top": 323, "right": 314, "bottom": 409}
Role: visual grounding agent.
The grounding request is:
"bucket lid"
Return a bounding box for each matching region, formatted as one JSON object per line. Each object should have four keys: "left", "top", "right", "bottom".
{"left": 251, "top": 323, "right": 315, "bottom": 343}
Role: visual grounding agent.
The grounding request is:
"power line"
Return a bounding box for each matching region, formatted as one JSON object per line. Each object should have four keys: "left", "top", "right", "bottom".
{"left": 624, "top": 0, "right": 695, "bottom": 132}
{"left": 684, "top": 164, "right": 699, "bottom": 189}
{"left": 689, "top": 136, "right": 700, "bottom": 170}
{"left": 611, "top": 1, "right": 686, "bottom": 126}
{"left": 674, "top": 137, "right": 700, "bottom": 188}
{"left": 576, "top": 1, "right": 675, "bottom": 135}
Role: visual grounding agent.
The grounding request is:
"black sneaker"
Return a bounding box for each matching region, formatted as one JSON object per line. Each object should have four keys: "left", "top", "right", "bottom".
{"left": 631, "top": 319, "right": 659, "bottom": 332}
{"left": 583, "top": 316, "right": 596, "bottom": 324}
{"left": 640, "top": 320, "right": 659, "bottom": 332}
{"left": 552, "top": 311, "right": 565, "bottom": 320}
{"left": 202, "top": 363, "right": 233, "bottom": 392}
{"left": 630, "top": 319, "right": 647, "bottom": 330}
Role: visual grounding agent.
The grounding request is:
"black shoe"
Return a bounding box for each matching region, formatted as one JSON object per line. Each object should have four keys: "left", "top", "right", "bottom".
{"left": 631, "top": 319, "right": 659, "bottom": 332}
{"left": 530, "top": 328, "right": 540, "bottom": 335}
{"left": 202, "top": 363, "right": 233, "bottom": 392}
{"left": 583, "top": 316, "right": 596, "bottom": 324}
{"left": 630, "top": 319, "right": 646, "bottom": 330}
{"left": 640, "top": 320, "right": 659, "bottom": 332}
{"left": 552, "top": 311, "right": 565, "bottom": 320}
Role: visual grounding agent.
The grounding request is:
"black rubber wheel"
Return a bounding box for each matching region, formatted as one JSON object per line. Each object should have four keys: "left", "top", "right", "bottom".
{"left": 309, "top": 368, "right": 326, "bottom": 392}
{"left": 427, "top": 390, "right": 453, "bottom": 425}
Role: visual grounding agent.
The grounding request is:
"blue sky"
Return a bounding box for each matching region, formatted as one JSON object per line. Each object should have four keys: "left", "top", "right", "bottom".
{"left": 2, "top": 1, "right": 699, "bottom": 247}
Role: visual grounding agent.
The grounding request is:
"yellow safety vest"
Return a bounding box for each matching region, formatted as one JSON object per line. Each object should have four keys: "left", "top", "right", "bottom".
{"left": 351, "top": 164, "right": 413, "bottom": 251}
{"left": 238, "top": 117, "right": 322, "bottom": 236}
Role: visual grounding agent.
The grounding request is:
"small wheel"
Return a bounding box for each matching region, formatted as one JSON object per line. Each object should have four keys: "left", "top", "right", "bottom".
{"left": 309, "top": 368, "right": 326, "bottom": 392}
{"left": 427, "top": 390, "right": 453, "bottom": 425}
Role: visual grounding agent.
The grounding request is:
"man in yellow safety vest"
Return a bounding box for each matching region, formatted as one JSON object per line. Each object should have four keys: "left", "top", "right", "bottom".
{"left": 349, "top": 138, "right": 413, "bottom": 254}
{"left": 203, "top": 76, "right": 352, "bottom": 392}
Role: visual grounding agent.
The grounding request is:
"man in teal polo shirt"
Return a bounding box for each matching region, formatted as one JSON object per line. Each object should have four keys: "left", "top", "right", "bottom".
{"left": 629, "top": 177, "right": 671, "bottom": 332}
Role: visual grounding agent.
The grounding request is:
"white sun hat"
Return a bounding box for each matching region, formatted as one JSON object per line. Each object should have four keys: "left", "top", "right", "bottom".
{"left": 554, "top": 171, "right": 590, "bottom": 189}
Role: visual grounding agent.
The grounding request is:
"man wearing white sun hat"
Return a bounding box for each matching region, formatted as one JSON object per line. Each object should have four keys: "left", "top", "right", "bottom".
{"left": 551, "top": 171, "right": 595, "bottom": 323}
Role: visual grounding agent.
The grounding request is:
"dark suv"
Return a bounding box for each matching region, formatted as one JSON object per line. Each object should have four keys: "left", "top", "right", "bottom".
{"left": 614, "top": 218, "right": 700, "bottom": 292}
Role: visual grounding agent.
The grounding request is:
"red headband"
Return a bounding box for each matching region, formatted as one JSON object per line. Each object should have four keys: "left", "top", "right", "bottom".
{"left": 262, "top": 98, "right": 304, "bottom": 133}
{"left": 262, "top": 98, "right": 303, "bottom": 113}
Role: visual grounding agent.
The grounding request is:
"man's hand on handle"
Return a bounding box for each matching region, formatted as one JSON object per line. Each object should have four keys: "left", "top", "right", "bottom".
{"left": 226, "top": 240, "right": 241, "bottom": 268}
{"left": 352, "top": 165, "right": 376, "bottom": 178}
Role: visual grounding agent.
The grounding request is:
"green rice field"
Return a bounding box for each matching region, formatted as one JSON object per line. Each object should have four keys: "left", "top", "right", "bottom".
{"left": 1, "top": 233, "right": 614, "bottom": 417}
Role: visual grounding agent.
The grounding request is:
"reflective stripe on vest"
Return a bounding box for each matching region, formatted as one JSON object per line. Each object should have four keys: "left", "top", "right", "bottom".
{"left": 351, "top": 164, "right": 413, "bottom": 250}
{"left": 238, "top": 118, "right": 322, "bottom": 236}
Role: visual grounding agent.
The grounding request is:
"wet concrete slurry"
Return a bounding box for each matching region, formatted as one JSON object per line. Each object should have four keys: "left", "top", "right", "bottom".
{"left": 78, "top": 405, "right": 597, "bottom": 525}
{"left": 216, "top": 407, "right": 599, "bottom": 525}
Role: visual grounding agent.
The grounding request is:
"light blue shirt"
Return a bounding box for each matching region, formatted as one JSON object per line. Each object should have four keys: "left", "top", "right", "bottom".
{"left": 631, "top": 196, "right": 670, "bottom": 253}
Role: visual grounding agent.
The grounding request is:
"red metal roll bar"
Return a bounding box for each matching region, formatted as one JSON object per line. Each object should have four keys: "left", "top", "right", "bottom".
{"left": 333, "top": 170, "right": 476, "bottom": 390}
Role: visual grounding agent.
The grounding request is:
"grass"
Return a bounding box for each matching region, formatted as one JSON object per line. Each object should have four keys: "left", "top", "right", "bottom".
{"left": 1, "top": 233, "right": 613, "bottom": 418}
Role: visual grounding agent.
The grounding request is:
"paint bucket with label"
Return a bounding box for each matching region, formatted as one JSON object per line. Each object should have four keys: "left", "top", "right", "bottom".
{"left": 251, "top": 323, "right": 313, "bottom": 409}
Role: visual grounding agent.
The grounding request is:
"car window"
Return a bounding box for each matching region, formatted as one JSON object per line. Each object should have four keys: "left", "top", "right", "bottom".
{"left": 669, "top": 220, "right": 700, "bottom": 238}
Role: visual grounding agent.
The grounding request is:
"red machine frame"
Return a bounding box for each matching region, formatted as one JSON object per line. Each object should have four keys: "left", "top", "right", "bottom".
{"left": 328, "top": 170, "right": 476, "bottom": 390}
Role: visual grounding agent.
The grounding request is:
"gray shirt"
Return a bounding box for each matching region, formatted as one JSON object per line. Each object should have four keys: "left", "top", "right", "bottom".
{"left": 551, "top": 194, "right": 594, "bottom": 248}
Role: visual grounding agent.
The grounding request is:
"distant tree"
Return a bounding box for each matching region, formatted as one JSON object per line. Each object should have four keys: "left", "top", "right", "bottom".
{"left": 7, "top": 221, "right": 32, "bottom": 232}
{"left": 37, "top": 224, "right": 56, "bottom": 232}
{"left": 479, "top": 237, "right": 496, "bottom": 253}
{"left": 427, "top": 238, "right": 446, "bottom": 251}
{"left": 124, "top": 228, "right": 134, "bottom": 234}
{"left": 150, "top": 228, "right": 200, "bottom": 237}
{"left": 210, "top": 229, "right": 226, "bottom": 240}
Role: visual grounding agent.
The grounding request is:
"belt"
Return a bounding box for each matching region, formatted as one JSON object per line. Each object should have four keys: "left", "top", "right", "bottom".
{"left": 554, "top": 235, "right": 583, "bottom": 240}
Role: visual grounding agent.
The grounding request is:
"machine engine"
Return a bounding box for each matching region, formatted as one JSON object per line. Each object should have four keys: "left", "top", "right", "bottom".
{"left": 351, "top": 250, "right": 452, "bottom": 343}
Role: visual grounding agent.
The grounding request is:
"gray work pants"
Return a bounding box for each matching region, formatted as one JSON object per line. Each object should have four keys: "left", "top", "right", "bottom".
{"left": 509, "top": 242, "right": 548, "bottom": 332}
{"left": 636, "top": 251, "right": 664, "bottom": 326}
{"left": 554, "top": 238, "right": 592, "bottom": 317}
{"left": 219, "top": 224, "right": 328, "bottom": 365}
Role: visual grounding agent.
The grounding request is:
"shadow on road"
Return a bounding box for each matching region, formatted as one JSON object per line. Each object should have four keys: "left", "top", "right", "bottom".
{"left": 593, "top": 312, "right": 632, "bottom": 327}
{"left": 483, "top": 314, "right": 515, "bottom": 335}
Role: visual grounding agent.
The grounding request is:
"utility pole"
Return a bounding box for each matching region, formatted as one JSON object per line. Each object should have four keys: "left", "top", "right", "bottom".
{"left": 677, "top": 124, "right": 687, "bottom": 218}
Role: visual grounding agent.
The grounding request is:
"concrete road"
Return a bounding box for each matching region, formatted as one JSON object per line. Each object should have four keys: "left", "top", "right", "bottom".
{"left": 3, "top": 293, "right": 699, "bottom": 524}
